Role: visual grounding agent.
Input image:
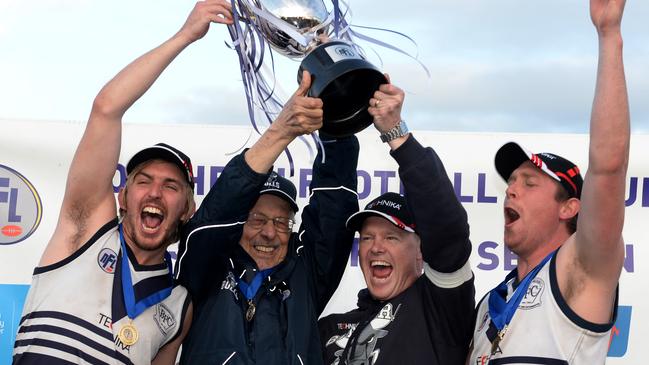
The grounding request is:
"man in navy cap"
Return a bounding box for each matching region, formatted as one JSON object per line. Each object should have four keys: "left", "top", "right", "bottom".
{"left": 11, "top": 0, "right": 238, "bottom": 362}
{"left": 318, "top": 81, "right": 475, "bottom": 365}
{"left": 468, "top": 1, "right": 630, "bottom": 363}
{"left": 175, "top": 67, "right": 360, "bottom": 365}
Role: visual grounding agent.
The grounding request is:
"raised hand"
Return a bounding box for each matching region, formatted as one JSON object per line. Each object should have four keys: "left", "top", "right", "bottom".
{"left": 590, "top": 0, "right": 626, "bottom": 36}
{"left": 243, "top": 71, "right": 323, "bottom": 173}
{"left": 178, "top": 0, "right": 234, "bottom": 43}
{"left": 368, "top": 75, "right": 405, "bottom": 133}
{"left": 273, "top": 71, "right": 324, "bottom": 139}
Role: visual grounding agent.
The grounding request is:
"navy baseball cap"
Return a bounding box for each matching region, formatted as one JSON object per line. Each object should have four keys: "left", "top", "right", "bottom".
{"left": 126, "top": 143, "right": 195, "bottom": 190}
{"left": 346, "top": 192, "right": 416, "bottom": 233}
{"left": 495, "top": 142, "right": 582, "bottom": 199}
{"left": 259, "top": 171, "right": 299, "bottom": 213}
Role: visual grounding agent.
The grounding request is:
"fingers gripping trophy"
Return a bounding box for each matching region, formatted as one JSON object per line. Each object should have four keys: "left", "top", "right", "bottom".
{"left": 228, "top": 0, "right": 388, "bottom": 137}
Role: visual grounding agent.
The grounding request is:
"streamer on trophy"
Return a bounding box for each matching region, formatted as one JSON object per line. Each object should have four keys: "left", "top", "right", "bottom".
{"left": 226, "top": 0, "right": 429, "bottom": 174}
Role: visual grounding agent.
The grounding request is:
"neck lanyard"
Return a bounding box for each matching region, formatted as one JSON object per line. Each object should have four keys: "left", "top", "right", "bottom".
{"left": 236, "top": 267, "right": 275, "bottom": 322}
{"left": 236, "top": 268, "right": 275, "bottom": 300}
{"left": 487, "top": 251, "right": 554, "bottom": 354}
{"left": 118, "top": 224, "right": 173, "bottom": 320}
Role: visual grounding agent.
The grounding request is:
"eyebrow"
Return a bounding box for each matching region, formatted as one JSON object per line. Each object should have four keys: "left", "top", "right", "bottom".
{"left": 508, "top": 170, "right": 540, "bottom": 183}
{"left": 250, "top": 211, "right": 292, "bottom": 220}
{"left": 136, "top": 171, "right": 183, "bottom": 186}
{"left": 360, "top": 227, "right": 406, "bottom": 236}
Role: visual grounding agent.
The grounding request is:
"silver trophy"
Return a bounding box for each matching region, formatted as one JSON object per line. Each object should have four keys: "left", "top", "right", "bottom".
{"left": 231, "top": 0, "right": 387, "bottom": 137}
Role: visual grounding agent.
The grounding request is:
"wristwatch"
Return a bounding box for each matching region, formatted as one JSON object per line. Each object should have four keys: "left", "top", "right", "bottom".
{"left": 380, "top": 120, "right": 409, "bottom": 143}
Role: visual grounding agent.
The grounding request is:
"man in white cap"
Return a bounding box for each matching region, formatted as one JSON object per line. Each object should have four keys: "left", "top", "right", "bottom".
{"left": 318, "top": 81, "right": 475, "bottom": 365}
{"left": 467, "top": 0, "right": 630, "bottom": 363}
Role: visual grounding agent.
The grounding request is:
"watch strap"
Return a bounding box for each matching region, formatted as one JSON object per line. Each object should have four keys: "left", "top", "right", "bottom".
{"left": 380, "top": 120, "right": 409, "bottom": 143}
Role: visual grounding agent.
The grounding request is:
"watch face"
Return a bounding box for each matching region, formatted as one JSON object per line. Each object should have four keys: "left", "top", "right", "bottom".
{"left": 400, "top": 121, "right": 409, "bottom": 134}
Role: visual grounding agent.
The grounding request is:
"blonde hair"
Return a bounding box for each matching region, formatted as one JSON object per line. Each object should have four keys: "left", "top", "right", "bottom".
{"left": 119, "top": 160, "right": 195, "bottom": 222}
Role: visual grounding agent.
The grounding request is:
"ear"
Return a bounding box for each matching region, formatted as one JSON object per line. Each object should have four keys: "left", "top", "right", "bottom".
{"left": 559, "top": 197, "right": 580, "bottom": 220}
{"left": 117, "top": 187, "right": 127, "bottom": 212}
{"left": 181, "top": 200, "right": 196, "bottom": 223}
{"left": 414, "top": 235, "right": 424, "bottom": 272}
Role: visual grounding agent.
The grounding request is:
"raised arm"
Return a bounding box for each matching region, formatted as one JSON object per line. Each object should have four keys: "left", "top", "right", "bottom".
{"left": 369, "top": 82, "right": 474, "bottom": 349}
{"left": 559, "top": 0, "right": 629, "bottom": 322}
{"left": 299, "top": 133, "right": 359, "bottom": 313}
{"left": 369, "top": 82, "right": 471, "bottom": 272}
{"left": 176, "top": 73, "right": 323, "bottom": 299}
{"left": 183, "top": 72, "right": 322, "bottom": 226}
{"left": 41, "top": 0, "right": 234, "bottom": 267}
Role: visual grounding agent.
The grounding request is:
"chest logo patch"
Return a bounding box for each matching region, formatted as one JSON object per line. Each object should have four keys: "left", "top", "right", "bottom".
{"left": 327, "top": 303, "right": 400, "bottom": 365}
{"left": 98, "top": 248, "right": 118, "bottom": 273}
{"left": 519, "top": 277, "right": 545, "bottom": 310}
{"left": 154, "top": 303, "right": 176, "bottom": 335}
{"left": 221, "top": 271, "right": 239, "bottom": 300}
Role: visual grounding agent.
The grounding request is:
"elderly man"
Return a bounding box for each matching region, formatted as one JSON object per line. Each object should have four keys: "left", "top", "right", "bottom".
{"left": 11, "top": 1, "right": 238, "bottom": 363}
{"left": 175, "top": 77, "right": 360, "bottom": 363}
{"left": 318, "top": 82, "right": 475, "bottom": 365}
{"left": 467, "top": 1, "right": 629, "bottom": 363}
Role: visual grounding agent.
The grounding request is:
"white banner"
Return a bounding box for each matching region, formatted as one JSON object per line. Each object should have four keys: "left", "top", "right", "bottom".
{"left": 1, "top": 120, "right": 646, "bottom": 363}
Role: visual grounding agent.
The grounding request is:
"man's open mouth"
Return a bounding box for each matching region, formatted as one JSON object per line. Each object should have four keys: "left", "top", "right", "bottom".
{"left": 141, "top": 206, "right": 164, "bottom": 232}
{"left": 370, "top": 260, "right": 393, "bottom": 279}
{"left": 504, "top": 207, "right": 520, "bottom": 225}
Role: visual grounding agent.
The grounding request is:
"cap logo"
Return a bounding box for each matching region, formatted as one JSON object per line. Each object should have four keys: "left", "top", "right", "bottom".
{"left": 265, "top": 174, "right": 281, "bottom": 189}
{"left": 567, "top": 166, "right": 579, "bottom": 178}
{"left": 368, "top": 199, "right": 401, "bottom": 210}
{"left": 531, "top": 154, "right": 543, "bottom": 169}
{"left": 538, "top": 153, "right": 557, "bottom": 160}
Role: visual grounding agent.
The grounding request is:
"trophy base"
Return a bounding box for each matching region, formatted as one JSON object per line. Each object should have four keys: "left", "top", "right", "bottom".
{"left": 298, "top": 41, "right": 387, "bottom": 137}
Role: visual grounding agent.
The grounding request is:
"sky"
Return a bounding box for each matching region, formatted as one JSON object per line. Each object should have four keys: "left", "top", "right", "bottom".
{"left": 0, "top": 0, "right": 647, "bottom": 134}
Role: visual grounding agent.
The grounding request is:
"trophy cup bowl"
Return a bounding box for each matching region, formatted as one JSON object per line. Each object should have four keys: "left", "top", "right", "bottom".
{"left": 243, "top": 0, "right": 387, "bottom": 137}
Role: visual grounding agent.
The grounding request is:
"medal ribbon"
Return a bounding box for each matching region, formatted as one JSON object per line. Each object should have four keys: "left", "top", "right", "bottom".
{"left": 119, "top": 224, "right": 173, "bottom": 319}
{"left": 236, "top": 268, "right": 274, "bottom": 300}
{"left": 488, "top": 251, "right": 554, "bottom": 331}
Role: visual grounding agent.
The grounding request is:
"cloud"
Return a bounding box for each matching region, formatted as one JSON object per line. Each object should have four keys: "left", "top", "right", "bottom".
{"left": 393, "top": 55, "right": 598, "bottom": 133}
{"left": 0, "top": 0, "right": 647, "bottom": 135}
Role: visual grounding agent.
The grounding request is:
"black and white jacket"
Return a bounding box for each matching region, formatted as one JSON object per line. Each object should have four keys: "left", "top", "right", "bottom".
{"left": 318, "top": 135, "right": 475, "bottom": 365}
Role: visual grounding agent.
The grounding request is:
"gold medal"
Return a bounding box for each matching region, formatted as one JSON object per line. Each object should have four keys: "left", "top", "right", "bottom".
{"left": 118, "top": 322, "right": 139, "bottom": 346}
{"left": 246, "top": 300, "right": 256, "bottom": 322}
{"left": 490, "top": 325, "right": 508, "bottom": 355}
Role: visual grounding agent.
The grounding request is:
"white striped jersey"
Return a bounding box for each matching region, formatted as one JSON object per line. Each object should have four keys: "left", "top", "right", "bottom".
{"left": 13, "top": 219, "right": 190, "bottom": 365}
{"left": 468, "top": 252, "right": 616, "bottom": 365}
